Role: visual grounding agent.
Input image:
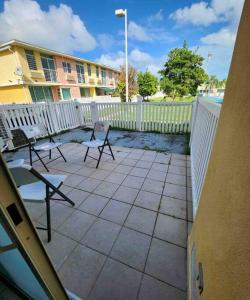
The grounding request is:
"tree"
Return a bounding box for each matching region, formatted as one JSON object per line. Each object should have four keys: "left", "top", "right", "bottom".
{"left": 159, "top": 42, "right": 208, "bottom": 100}
{"left": 115, "top": 65, "right": 138, "bottom": 102}
{"left": 137, "top": 71, "right": 158, "bottom": 101}
{"left": 205, "top": 75, "right": 227, "bottom": 90}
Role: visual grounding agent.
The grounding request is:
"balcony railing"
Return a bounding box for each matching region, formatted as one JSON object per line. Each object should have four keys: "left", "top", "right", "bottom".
{"left": 43, "top": 69, "right": 57, "bottom": 82}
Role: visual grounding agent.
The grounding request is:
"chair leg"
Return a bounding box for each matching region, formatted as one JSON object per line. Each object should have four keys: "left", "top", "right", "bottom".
{"left": 45, "top": 197, "right": 51, "bottom": 242}
{"left": 96, "top": 146, "right": 104, "bottom": 168}
{"left": 108, "top": 143, "right": 115, "bottom": 160}
{"left": 84, "top": 147, "right": 89, "bottom": 162}
{"left": 49, "top": 149, "right": 52, "bottom": 159}
{"left": 57, "top": 147, "right": 67, "bottom": 162}
{"left": 55, "top": 189, "right": 75, "bottom": 206}
{"left": 29, "top": 147, "right": 33, "bottom": 166}
{"left": 34, "top": 149, "right": 49, "bottom": 172}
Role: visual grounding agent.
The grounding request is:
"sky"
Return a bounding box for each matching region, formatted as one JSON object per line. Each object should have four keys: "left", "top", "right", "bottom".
{"left": 0, "top": 0, "right": 245, "bottom": 79}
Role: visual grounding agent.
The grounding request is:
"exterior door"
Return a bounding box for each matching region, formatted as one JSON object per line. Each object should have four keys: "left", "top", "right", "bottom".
{"left": 61, "top": 88, "right": 71, "bottom": 100}
{"left": 0, "top": 153, "right": 69, "bottom": 299}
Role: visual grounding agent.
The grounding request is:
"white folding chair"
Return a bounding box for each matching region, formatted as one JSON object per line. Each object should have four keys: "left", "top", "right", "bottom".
{"left": 20, "top": 124, "right": 67, "bottom": 172}
{"left": 9, "top": 163, "right": 75, "bottom": 242}
{"left": 82, "top": 121, "right": 115, "bottom": 168}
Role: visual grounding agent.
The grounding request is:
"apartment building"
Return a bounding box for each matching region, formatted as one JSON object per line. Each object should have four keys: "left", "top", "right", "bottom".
{"left": 0, "top": 40, "right": 119, "bottom": 103}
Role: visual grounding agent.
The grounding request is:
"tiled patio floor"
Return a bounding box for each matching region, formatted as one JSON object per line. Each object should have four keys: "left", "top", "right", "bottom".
{"left": 13, "top": 143, "right": 193, "bottom": 300}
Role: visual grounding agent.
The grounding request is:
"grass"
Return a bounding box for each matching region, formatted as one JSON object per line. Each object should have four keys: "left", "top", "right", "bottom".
{"left": 149, "top": 96, "right": 195, "bottom": 102}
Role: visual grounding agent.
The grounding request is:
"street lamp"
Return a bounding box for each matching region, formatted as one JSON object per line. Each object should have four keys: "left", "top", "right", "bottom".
{"left": 115, "top": 8, "right": 128, "bottom": 102}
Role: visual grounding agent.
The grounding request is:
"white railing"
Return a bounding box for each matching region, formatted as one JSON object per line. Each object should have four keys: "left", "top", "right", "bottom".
{"left": 0, "top": 98, "right": 194, "bottom": 149}
{"left": 0, "top": 101, "right": 80, "bottom": 136}
{"left": 190, "top": 96, "right": 221, "bottom": 216}
{"left": 77, "top": 96, "right": 120, "bottom": 103}
{"left": 86, "top": 100, "right": 193, "bottom": 133}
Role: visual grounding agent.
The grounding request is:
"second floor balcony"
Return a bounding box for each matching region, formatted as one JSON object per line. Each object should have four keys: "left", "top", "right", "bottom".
{"left": 43, "top": 68, "right": 58, "bottom": 82}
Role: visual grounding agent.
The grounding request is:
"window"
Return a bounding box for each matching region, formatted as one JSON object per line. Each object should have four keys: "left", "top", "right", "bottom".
{"left": 80, "top": 87, "right": 90, "bottom": 97}
{"left": 41, "top": 54, "right": 57, "bottom": 82}
{"left": 96, "top": 66, "right": 99, "bottom": 77}
{"left": 87, "top": 64, "right": 91, "bottom": 76}
{"left": 29, "top": 86, "right": 53, "bottom": 102}
{"left": 109, "top": 71, "right": 113, "bottom": 79}
{"left": 76, "top": 63, "right": 85, "bottom": 83}
{"left": 25, "top": 50, "right": 37, "bottom": 70}
{"left": 62, "top": 62, "right": 71, "bottom": 73}
{"left": 61, "top": 88, "right": 71, "bottom": 100}
{"left": 101, "top": 68, "right": 106, "bottom": 85}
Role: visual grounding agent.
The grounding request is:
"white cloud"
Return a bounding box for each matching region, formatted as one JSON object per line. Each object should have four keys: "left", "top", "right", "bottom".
{"left": 0, "top": 0, "right": 96, "bottom": 53}
{"left": 97, "top": 51, "right": 125, "bottom": 69}
{"left": 97, "top": 34, "right": 116, "bottom": 51}
{"left": 170, "top": 0, "right": 244, "bottom": 27}
{"left": 127, "top": 21, "right": 177, "bottom": 44}
{"left": 148, "top": 9, "right": 164, "bottom": 23}
{"left": 170, "top": 2, "right": 218, "bottom": 26}
{"left": 201, "top": 27, "right": 236, "bottom": 47}
{"left": 97, "top": 48, "right": 164, "bottom": 76}
{"left": 128, "top": 21, "right": 152, "bottom": 42}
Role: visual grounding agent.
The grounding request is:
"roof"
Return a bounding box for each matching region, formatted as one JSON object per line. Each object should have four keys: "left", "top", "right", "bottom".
{"left": 0, "top": 40, "right": 120, "bottom": 73}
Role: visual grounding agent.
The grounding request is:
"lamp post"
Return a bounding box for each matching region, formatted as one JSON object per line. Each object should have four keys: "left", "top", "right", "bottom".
{"left": 115, "top": 8, "right": 128, "bottom": 102}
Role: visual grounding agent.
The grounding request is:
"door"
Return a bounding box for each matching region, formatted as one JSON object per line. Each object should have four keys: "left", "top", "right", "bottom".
{"left": 61, "top": 88, "right": 71, "bottom": 100}
{"left": 0, "top": 153, "right": 69, "bottom": 299}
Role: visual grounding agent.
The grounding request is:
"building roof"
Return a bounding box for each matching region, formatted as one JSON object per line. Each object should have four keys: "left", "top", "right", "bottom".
{"left": 0, "top": 39, "right": 120, "bottom": 73}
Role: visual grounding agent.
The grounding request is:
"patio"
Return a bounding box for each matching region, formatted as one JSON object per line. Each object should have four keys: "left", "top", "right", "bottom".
{"left": 6, "top": 142, "right": 193, "bottom": 299}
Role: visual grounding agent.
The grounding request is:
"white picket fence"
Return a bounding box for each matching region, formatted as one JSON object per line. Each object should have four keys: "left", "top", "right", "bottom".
{"left": 0, "top": 99, "right": 193, "bottom": 138}
{"left": 190, "top": 96, "right": 221, "bottom": 216}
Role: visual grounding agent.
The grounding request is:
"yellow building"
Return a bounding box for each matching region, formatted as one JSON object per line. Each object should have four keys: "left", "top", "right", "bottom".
{"left": 0, "top": 40, "right": 119, "bottom": 103}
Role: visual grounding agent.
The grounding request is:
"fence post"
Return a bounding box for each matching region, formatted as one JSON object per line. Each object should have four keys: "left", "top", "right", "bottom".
{"left": 136, "top": 96, "right": 143, "bottom": 131}
{"left": 90, "top": 102, "right": 98, "bottom": 123}
{"left": 47, "top": 103, "right": 59, "bottom": 133}
{"left": 189, "top": 96, "right": 200, "bottom": 146}
{"left": 74, "top": 101, "right": 84, "bottom": 126}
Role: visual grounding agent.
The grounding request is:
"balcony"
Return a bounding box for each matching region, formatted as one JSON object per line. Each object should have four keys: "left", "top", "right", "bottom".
{"left": 43, "top": 68, "right": 58, "bottom": 82}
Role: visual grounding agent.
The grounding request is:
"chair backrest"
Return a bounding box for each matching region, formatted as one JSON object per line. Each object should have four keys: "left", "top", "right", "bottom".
{"left": 20, "top": 124, "right": 47, "bottom": 139}
{"left": 9, "top": 165, "right": 40, "bottom": 187}
{"left": 94, "top": 121, "right": 110, "bottom": 133}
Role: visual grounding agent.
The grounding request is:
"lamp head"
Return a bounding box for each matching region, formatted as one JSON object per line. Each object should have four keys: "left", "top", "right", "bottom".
{"left": 115, "top": 9, "right": 126, "bottom": 17}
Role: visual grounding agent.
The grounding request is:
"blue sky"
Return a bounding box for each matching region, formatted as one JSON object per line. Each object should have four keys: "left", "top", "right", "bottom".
{"left": 0, "top": 0, "right": 245, "bottom": 78}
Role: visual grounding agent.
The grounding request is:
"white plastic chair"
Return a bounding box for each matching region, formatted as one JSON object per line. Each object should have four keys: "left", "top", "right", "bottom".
{"left": 20, "top": 124, "right": 66, "bottom": 172}
{"left": 9, "top": 163, "right": 75, "bottom": 242}
{"left": 82, "top": 121, "right": 115, "bottom": 168}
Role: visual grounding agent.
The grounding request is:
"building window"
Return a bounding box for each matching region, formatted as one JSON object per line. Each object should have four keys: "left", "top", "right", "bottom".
{"left": 109, "top": 71, "right": 113, "bottom": 79}
{"left": 29, "top": 86, "right": 53, "bottom": 102}
{"left": 80, "top": 87, "right": 90, "bottom": 97}
{"left": 25, "top": 50, "right": 37, "bottom": 70}
{"left": 62, "top": 62, "right": 71, "bottom": 73}
{"left": 96, "top": 66, "right": 99, "bottom": 77}
{"left": 61, "top": 88, "right": 71, "bottom": 100}
{"left": 76, "top": 63, "right": 85, "bottom": 83}
{"left": 101, "top": 68, "right": 106, "bottom": 85}
{"left": 41, "top": 54, "right": 57, "bottom": 82}
{"left": 87, "top": 64, "right": 91, "bottom": 76}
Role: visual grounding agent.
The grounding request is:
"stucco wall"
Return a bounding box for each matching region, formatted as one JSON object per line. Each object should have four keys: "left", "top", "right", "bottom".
{"left": 0, "top": 85, "right": 30, "bottom": 103}
{"left": 188, "top": 2, "right": 250, "bottom": 299}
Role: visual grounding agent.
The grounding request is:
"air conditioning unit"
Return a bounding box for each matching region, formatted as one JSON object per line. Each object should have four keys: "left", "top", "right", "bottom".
{"left": 30, "top": 71, "right": 45, "bottom": 79}
{"left": 88, "top": 78, "right": 95, "bottom": 84}
{"left": 66, "top": 74, "right": 75, "bottom": 81}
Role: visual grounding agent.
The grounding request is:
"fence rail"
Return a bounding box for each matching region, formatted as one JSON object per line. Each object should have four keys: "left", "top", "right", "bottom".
{"left": 190, "top": 96, "right": 221, "bottom": 216}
